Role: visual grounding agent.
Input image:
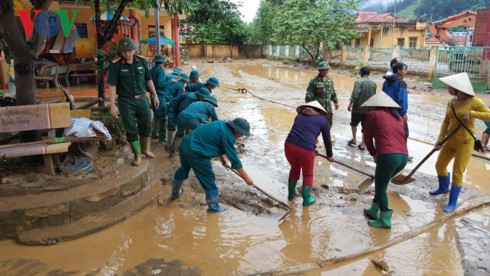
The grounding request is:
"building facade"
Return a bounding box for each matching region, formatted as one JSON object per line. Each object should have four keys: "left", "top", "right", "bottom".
{"left": 352, "top": 12, "right": 427, "bottom": 48}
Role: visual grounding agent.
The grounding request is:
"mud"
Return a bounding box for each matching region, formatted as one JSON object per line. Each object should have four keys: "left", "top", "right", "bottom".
{"left": 0, "top": 59, "right": 490, "bottom": 275}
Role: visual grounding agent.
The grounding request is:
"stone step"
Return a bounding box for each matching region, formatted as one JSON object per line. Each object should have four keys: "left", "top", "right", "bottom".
{"left": 0, "top": 161, "right": 150, "bottom": 239}
{"left": 16, "top": 176, "right": 164, "bottom": 245}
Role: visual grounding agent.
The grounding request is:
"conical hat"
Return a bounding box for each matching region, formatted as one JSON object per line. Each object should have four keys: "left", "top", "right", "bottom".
{"left": 296, "top": 101, "right": 328, "bottom": 116}
{"left": 361, "top": 92, "right": 400, "bottom": 108}
{"left": 439, "top": 72, "right": 474, "bottom": 96}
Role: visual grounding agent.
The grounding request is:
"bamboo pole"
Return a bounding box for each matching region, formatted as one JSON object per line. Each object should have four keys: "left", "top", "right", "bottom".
{"left": 249, "top": 196, "right": 490, "bottom": 276}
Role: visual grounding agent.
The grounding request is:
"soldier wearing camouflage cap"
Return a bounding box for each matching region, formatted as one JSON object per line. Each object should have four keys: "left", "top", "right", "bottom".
{"left": 305, "top": 61, "right": 339, "bottom": 129}
{"left": 108, "top": 37, "right": 160, "bottom": 166}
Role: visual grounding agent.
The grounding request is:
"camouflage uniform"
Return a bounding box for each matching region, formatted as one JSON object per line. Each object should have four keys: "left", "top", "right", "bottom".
{"left": 305, "top": 62, "right": 338, "bottom": 127}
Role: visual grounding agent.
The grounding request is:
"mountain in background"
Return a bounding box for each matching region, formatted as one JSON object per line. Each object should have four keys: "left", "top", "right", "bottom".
{"left": 360, "top": 0, "right": 490, "bottom": 21}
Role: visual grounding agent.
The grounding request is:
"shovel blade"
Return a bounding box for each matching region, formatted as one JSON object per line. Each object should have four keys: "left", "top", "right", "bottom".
{"left": 391, "top": 174, "right": 415, "bottom": 185}
{"left": 358, "top": 178, "right": 374, "bottom": 191}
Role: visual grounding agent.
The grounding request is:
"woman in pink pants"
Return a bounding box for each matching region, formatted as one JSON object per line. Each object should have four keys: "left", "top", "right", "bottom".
{"left": 284, "top": 101, "right": 335, "bottom": 206}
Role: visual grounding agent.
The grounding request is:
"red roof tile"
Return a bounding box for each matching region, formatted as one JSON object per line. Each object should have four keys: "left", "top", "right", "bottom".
{"left": 356, "top": 12, "right": 409, "bottom": 23}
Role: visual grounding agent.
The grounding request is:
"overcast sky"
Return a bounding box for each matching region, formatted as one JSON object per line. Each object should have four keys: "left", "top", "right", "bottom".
{"left": 230, "top": 0, "right": 260, "bottom": 23}
{"left": 230, "top": 0, "right": 399, "bottom": 23}
{"left": 360, "top": 0, "right": 396, "bottom": 9}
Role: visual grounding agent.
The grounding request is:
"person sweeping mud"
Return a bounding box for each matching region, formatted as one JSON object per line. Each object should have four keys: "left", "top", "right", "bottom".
{"left": 305, "top": 61, "right": 339, "bottom": 128}
{"left": 170, "top": 118, "right": 254, "bottom": 213}
{"left": 362, "top": 92, "right": 408, "bottom": 229}
{"left": 285, "top": 101, "right": 334, "bottom": 206}
{"left": 429, "top": 73, "right": 490, "bottom": 212}
{"left": 108, "top": 38, "right": 160, "bottom": 166}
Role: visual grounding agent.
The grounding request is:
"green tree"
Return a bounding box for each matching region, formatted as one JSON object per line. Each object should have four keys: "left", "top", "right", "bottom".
{"left": 249, "top": 0, "right": 277, "bottom": 45}
{"left": 186, "top": 0, "right": 248, "bottom": 45}
{"left": 0, "top": 0, "right": 191, "bottom": 141}
{"left": 270, "top": 0, "right": 360, "bottom": 63}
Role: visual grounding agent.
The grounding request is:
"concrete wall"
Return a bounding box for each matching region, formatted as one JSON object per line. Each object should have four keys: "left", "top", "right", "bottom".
{"left": 184, "top": 44, "right": 262, "bottom": 59}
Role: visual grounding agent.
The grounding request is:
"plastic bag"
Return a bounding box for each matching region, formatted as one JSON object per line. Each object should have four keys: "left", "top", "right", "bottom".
{"left": 64, "top": 117, "right": 96, "bottom": 137}
{"left": 91, "top": 120, "right": 112, "bottom": 140}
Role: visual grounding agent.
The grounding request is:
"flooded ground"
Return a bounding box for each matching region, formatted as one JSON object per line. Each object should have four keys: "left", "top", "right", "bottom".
{"left": 1, "top": 59, "right": 490, "bottom": 275}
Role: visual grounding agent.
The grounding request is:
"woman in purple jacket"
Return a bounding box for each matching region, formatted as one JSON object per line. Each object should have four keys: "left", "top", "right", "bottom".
{"left": 362, "top": 92, "right": 408, "bottom": 229}
{"left": 285, "top": 101, "right": 335, "bottom": 206}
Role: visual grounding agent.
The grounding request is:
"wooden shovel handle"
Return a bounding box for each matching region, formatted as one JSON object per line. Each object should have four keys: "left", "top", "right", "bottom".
{"left": 400, "top": 124, "right": 462, "bottom": 182}
{"left": 227, "top": 167, "right": 290, "bottom": 210}
{"left": 317, "top": 153, "right": 374, "bottom": 179}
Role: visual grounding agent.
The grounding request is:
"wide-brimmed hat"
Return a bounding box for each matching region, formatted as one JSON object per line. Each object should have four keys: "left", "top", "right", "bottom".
{"left": 317, "top": 61, "right": 331, "bottom": 70}
{"left": 203, "top": 95, "right": 218, "bottom": 107}
{"left": 118, "top": 37, "right": 136, "bottom": 51}
{"left": 361, "top": 92, "right": 400, "bottom": 108}
{"left": 154, "top": 55, "right": 167, "bottom": 63}
{"left": 439, "top": 72, "right": 475, "bottom": 96}
{"left": 179, "top": 73, "right": 190, "bottom": 82}
{"left": 190, "top": 69, "right": 201, "bottom": 78}
{"left": 227, "top": 117, "right": 250, "bottom": 137}
{"left": 196, "top": 87, "right": 211, "bottom": 97}
{"left": 296, "top": 101, "right": 328, "bottom": 116}
{"left": 205, "top": 77, "right": 220, "bottom": 87}
{"left": 173, "top": 67, "right": 181, "bottom": 74}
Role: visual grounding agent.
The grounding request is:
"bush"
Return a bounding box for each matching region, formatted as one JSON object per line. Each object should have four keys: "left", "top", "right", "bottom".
{"left": 354, "top": 57, "right": 369, "bottom": 73}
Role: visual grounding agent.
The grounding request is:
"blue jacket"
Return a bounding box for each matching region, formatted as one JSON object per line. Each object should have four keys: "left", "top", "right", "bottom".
{"left": 150, "top": 65, "right": 166, "bottom": 96}
{"left": 179, "top": 101, "right": 218, "bottom": 123}
{"left": 169, "top": 92, "right": 197, "bottom": 114}
{"left": 182, "top": 120, "right": 242, "bottom": 169}
{"left": 382, "top": 74, "right": 408, "bottom": 116}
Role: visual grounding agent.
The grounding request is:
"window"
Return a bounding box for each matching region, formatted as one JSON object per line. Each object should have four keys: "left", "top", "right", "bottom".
{"left": 397, "top": 38, "right": 405, "bottom": 48}
{"left": 148, "top": 25, "right": 165, "bottom": 37}
{"left": 355, "top": 39, "right": 361, "bottom": 48}
{"left": 409, "top": 37, "right": 417, "bottom": 48}
{"left": 370, "top": 38, "right": 374, "bottom": 47}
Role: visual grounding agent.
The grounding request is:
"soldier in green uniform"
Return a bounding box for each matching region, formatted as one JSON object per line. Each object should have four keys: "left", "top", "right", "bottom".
{"left": 108, "top": 37, "right": 160, "bottom": 166}
{"left": 305, "top": 61, "right": 339, "bottom": 128}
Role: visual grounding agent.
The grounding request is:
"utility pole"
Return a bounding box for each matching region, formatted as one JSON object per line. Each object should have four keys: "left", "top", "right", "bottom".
{"left": 392, "top": 0, "right": 397, "bottom": 46}
{"left": 154, "top": 0, "right": 161, "bottom": 55}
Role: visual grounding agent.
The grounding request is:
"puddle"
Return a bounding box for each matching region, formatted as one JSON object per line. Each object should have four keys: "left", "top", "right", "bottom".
{"left": 1, "top": 60, "right": 489, "bottom": 275}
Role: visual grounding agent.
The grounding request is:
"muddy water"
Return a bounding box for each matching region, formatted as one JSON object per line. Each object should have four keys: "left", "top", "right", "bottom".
{"left": 1, "top": 60, "right": 489, "bottom": 275}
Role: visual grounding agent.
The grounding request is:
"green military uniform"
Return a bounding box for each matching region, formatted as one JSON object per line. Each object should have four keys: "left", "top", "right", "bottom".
{"left": 107, "top": 55, "right": 152, "bottom": 141}
{"left": 350, "top": 76, "right": 377, "bottom": 114}
{"left": 305, "top": 62, "right": 338, "bottom": 127}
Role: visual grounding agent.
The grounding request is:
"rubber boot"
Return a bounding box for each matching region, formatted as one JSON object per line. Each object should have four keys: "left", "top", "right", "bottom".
{"left": 168, "top": 137, "right": 182, "bottom": 158}
{"left": 443, "top": 185, "right": 462, "bottom": 212}
{"left": 129, "top": 140, "right": 142, "bottom": 166}
{"left": 151, "top": 118, "right": 159, "bottom": 139}
{"left": 429, "top": 173, "right": 450, "bottom": 195}
{"left": 158, "top": 118, "right": 167, "bottom": 142}
{"left": 363, "top": 201, "right": 380, "bottom": 220}
{"left": 165, "top": 131, "right": 176, "bottom": 152}
{"left": 205, "top": 189, "right": 226, "bottom": 213}
{"left": 170, "top": 179, "right": 183, "bottom": 200}
{"left": 302, "top": 186, "right": 316, "bottom": 206}
{"left": 140, "top": 136, "right": 155, "bottom": 159}
{"left": 288, "top": 180, "right": 298, "bottom": 200}
{"left": 368, "top": 210, "right": 393, "bottom": 229}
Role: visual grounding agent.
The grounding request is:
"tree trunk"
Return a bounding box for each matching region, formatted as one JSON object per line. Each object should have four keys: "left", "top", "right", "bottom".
{"left": 302, "top": 45, "right": 315, "bottom": 64}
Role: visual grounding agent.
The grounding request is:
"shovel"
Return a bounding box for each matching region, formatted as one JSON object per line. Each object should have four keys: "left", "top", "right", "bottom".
{"left": 391, "top": 124, "right": 462, "bottom": 185}
{"left": 226, "top": 167, "right": 291, "bottom": 221}
{"left": 317, "top": 153, "right": 375, "bottom": 190}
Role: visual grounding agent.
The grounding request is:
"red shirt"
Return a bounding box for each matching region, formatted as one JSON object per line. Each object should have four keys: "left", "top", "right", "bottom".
{"left": 364, "top": 108, "right": 408, "bottom": 156}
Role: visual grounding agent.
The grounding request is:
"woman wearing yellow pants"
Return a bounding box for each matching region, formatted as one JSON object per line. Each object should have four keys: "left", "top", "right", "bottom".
{"left": 430, "top": 72, "right": 490, "bottom": 212}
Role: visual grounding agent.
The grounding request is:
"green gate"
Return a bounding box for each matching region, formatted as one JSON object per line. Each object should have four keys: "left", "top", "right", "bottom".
{"left": 433, "top": 46, "right": 490, "bottom": 93}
